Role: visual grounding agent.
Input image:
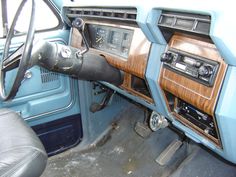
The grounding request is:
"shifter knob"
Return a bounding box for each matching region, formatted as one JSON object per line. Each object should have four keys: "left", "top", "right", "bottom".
{"left": 72, "top": 18, "right": 84, "bottom": 32}
{"left": 72, "top": 17, "right": 89, "bottom": 55}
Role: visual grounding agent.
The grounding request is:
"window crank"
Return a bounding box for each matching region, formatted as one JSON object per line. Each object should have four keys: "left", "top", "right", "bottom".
{"left": 22, "top": 70, "right": 33, "bottom": 83}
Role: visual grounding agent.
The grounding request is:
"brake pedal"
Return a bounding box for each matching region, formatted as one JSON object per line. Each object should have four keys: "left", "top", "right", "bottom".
{"left": 155, "top": 139, "right": 183, "bottom": 166}
{"left": 134, "top": 122, "right": 152, "bottom": 138}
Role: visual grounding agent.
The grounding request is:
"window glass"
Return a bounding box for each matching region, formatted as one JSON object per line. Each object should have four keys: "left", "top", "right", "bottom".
{"left": 7, "top": 0, "right": 59, "bottom": 34}
{"left": 0, "top": 2, "right": 3, "bottom": 37}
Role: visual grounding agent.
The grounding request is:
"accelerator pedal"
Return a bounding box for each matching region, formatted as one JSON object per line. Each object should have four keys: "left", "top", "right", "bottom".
{"left": 155, "top": 139, "right": 183, "bottom": 166}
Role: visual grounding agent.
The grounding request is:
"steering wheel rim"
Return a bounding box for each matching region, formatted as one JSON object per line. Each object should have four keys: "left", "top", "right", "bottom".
{"left": 0, "top": 0, "right": 35, "bottom": 101}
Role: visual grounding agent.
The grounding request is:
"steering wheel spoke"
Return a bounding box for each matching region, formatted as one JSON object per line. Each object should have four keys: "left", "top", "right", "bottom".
{"left": 2, "top": 44, "right": 24, "bottom": 72}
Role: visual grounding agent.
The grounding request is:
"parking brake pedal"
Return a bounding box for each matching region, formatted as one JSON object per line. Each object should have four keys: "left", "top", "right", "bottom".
{"left": 90, "top": 89, "right": 114, "bottom": 113}
{"left": 155, "top": 139, "right": 183, "bottom": 166}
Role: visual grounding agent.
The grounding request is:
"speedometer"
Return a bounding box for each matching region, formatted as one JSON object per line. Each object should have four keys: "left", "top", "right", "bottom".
{"left": 95, "top": 28, "right": 106, "bottom": 48}
{"left": 95, "top": 34, "right": 104, "bottom": 47}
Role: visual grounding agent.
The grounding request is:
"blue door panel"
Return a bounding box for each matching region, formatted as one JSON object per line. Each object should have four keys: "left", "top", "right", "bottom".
{"left": 0, "top": 30, "right": 80, "bottom": 126}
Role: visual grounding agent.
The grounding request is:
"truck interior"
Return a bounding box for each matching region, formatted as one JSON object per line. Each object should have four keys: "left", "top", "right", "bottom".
{"left": 0, "top": 0, "right": 236, "bottom": 177}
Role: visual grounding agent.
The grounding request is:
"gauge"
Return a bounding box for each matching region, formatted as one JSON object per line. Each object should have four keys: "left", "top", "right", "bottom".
{"left": 95, "top": 33, "right": 104, "bottom": 47}
{"left": 95, "top": 28, "right": 106, "bottom": 48}
{"left": 109, "top": 31, "right": 121, "bottom": 46}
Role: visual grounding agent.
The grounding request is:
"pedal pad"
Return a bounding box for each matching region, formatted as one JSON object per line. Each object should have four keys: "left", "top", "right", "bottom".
{"left": 134, "top": 122, "right": 152, "bottom": 138}
{"left": 155, "top": 139, "right": 183, "bottom": 166}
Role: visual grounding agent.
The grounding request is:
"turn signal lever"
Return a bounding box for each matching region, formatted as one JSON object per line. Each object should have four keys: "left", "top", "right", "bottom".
{"left": 72, "top": 18, "right": 89, "bottom": 56}
{"left": 30, "top": 18, "right": 124, "bottom": 86}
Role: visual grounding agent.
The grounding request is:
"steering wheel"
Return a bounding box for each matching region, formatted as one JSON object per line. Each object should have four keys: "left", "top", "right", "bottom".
{"left": 0, "top": 0, "right": 35, "bottom": 101}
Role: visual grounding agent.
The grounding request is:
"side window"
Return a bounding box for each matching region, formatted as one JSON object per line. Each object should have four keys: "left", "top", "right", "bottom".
{"left": 0, "top": 1, "right": 3, "bottom": 37}
{"left": 0, "top": 0, "right": 60, "bottom": 37}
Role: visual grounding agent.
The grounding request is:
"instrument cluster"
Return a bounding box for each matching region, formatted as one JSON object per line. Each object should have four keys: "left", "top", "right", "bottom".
{"left": 87, "top": 24, "right": 134, "bottom": 59}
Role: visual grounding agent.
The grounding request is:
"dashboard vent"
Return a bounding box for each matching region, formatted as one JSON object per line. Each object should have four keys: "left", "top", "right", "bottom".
{"left": 158, "top": 11, "right": 211, "bottom": 35}
{"left": 64, "top": 7, "right": 137, "bottom": 23}
{"left": 40, "top": 68, "right": 59, "bottom": 83}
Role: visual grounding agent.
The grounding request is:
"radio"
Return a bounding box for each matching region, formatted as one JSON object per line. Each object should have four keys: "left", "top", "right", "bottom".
{"left": 175, "top": 99, "right": 218, "bottom": 139}
{"left": 161, "top": 49, "right": 219, "bottom": 86}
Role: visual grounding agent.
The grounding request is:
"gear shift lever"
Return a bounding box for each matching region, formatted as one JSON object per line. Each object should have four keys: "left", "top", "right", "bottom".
{"left": 72, "top": 17, "right": 89, "bottom": 56}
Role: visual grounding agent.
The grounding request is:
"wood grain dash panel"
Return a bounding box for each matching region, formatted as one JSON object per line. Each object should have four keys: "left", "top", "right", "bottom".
{"left": 159, "top": 33, "right": 227, "bottom": 116}
{"left": 71, "top": 22, "right": 153, "bottom": 103}
{"left": 71, "top": 28, "right": 82, "bottom": 49}
{"left": 159, "top": 33, "right": 226, "bottom": 146}
{"left": 71, "top": 22, "right": 151, "bottom": 78}
{"left": 120, "top": 73, "right": 154, "bottom": 103}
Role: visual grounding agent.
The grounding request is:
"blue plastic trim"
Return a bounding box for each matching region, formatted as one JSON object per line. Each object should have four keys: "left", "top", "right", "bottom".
{"left": 215, "top": 66, "right": 236, "bottom": 163}
{"left": 51, "top": 0, "right": 64, "bottom": 10}
{"left": 78, "top": 80, "right": 130, "bottom": 147}
{"left": 146, "top": 9, "right": 166, "bottom": 44}
{"left": 136, "top": 6, "right": 156, "bottom": 43}
{"left": 145, "top": 44, "right": 171, "bottom": 118}
{"left": 136, "top": 7, "right": 171, "bottom": 117}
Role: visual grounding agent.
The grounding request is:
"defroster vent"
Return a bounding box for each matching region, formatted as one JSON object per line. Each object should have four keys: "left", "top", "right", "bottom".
{"left": 63, "top": 7, "right": 137, "bottom": 24}
{"left": 158, "top": 11, "right": 211, "bottom": 35}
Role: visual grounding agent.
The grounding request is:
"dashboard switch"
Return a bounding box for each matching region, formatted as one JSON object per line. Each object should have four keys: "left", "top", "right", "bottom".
{"left": 161, "top": 52, "right": 174, "bottom": 63}
{"left": 198, "top": 65, "right": 213, "bottom": 77}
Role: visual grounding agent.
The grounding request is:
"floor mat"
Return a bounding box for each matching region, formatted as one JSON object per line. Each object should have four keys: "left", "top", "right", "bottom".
{"left": 41, "top": 104, "right": 236, "bottom": 177}
{"left": 41, "top": 105, "right": 187, "bottom": 177}
{"left": 170, "top": 144, "right": 236, "bottom": 177}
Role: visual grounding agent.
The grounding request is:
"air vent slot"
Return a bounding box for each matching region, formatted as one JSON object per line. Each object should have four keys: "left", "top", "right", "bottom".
{"left": 158, "top": 11, "right": 211, "bottom": 35}
{"left": 64, "top": 7, "right": 137, "bottom": 23}
{"left": 40, "top": 68, "right": 59, "bottom": 83}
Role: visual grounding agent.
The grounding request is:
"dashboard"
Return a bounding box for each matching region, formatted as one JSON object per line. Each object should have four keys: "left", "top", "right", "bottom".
{"left": 69, "top": 14, "right": 152, "bottom": 103}
{"left": 62, "top": 3, "right": 236, "bottom": 164}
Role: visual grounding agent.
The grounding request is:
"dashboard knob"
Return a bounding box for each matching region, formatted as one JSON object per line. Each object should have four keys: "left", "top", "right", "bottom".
{"left": 72, "top": 17, "right": 84, "bottom": 32}
{"left": 71, "top": 17, "right": 89, "bottom": 55}
{"left": 161, "top": 52, "right": 174, "bottom": 63}
{"left": 198, "top": 65, "right": 213, "bottom": 77}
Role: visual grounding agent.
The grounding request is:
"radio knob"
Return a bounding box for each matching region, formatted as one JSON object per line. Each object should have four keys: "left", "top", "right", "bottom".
{"left": 161, "top": 52, "right": 174, "bottom": 63}
{"left": 198, "top": 65, "right": 213, "bottom": 77}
